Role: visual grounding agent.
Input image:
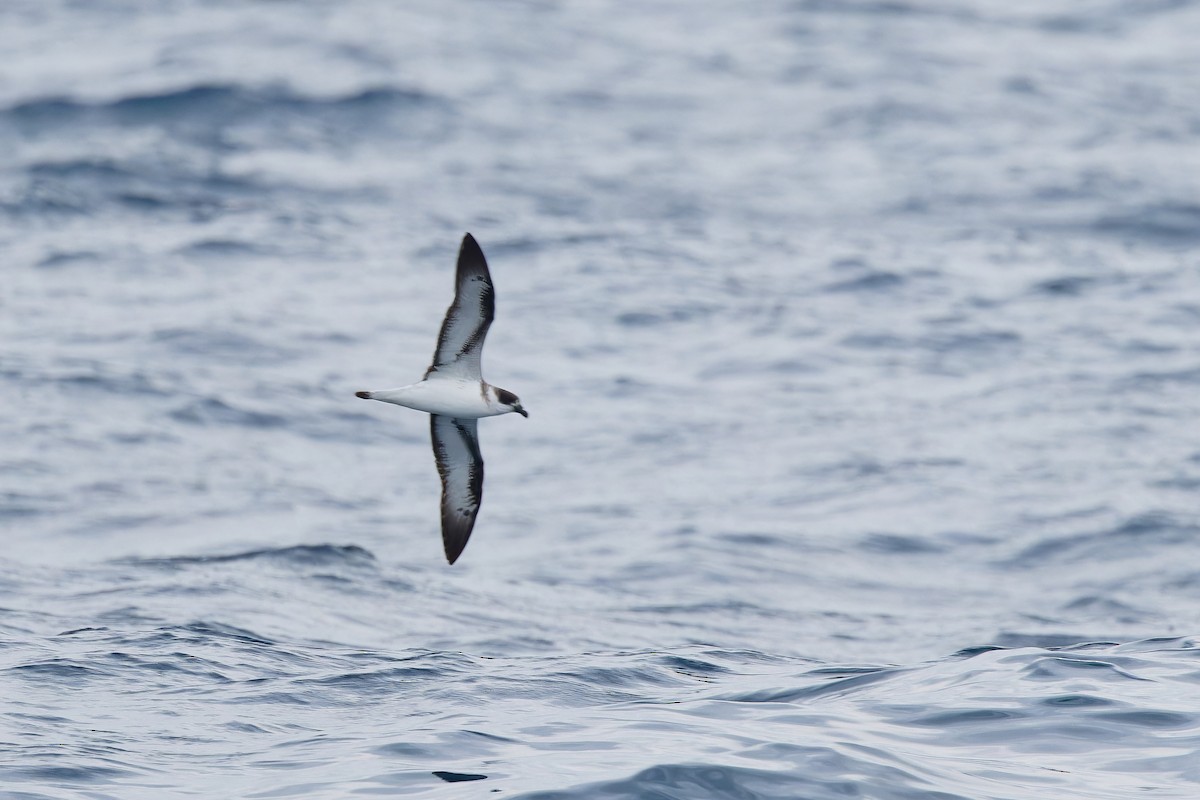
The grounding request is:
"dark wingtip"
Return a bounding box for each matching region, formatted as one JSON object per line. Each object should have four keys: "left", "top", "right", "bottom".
{"left": 458, "top": 232, "right": 487, "bottom": 269}
{"left": 355, "top": 391, "right": 372, "bottom": 399}
{"left": 444, "top": 539, "right": 466, "bottom": 565}
{"left": 442, "top": 518, "right": 472, "bottom": 565}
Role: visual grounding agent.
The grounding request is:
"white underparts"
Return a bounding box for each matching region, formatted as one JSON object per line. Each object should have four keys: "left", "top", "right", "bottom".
{"left": 369, "top": 378, "right": 509, "bottom": 419}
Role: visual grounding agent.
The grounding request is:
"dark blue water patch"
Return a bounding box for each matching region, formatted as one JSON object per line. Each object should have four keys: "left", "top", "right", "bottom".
{"left": 794, "top": 0, "right": 981, "bottom": 25}
{"left": 5, "top": 83, "right": 438, "bottom": 131}
{"left": 3, "top": 84, "right": 449, "bottom": 219}
{"left": 1013, "top": 504, "right": 1112, "bottom": 530}
{"left": 1093, "top": 203, "right": 1200, "bottom": 245}
{"left": 291, "top": 664, "right": 453, "bottom": 706}
{"left": 1061, "top": 595, "right": 1147, "bottom": 622}
{"left": 1039, "top": 693, "right": 1116, "bottom": 708}
{"left": 906, "top": 707, "right": 1028, "bottom": 727}
{"left": 826, "top": 455, "right": 887, "bottom": 478}
{"left": 766, "top": 356, "right": 822, "bottom": 375}
{"left": 1116, "top": 636, "right": 1200, "bottom": 652}
{"left": 1032, "top": 275, "right": 1097, "bottom": 296}
{"left": 433, "top": 770, "right": 488, "bottom": 783}
{"left": 0, "top": 459, "right": 55, "bottom": 478}
{"left": 124, "top": 544, "right": 376, "bottom": 570}
{"left": 1037, "top": 0, "right": 1193, "bottom": 34}
{"left": 3, "top": 157, "right": 262, "bottom": 219}
{"left": 801, "top": 455, "right": 964, "bottom": 491}
{"left": 567, "top": 502, "right": 636, "bottom": 519}
{"left": 988, "top": 633, "right": 1120, "bottom": 651}
{"left": 176, "top": 238, "right": 269, "bottom": 258}
{"left": 516, "top": 759, "right": 970, "bottom": 800}
{"left": 839, "top": 332, "right": 908, "bottom": 350}
{"left": 1163, "top": 571, "right": 1200, "bottom": 593}
{"left": 152, "top": 328, "right": 299, "bottom": 365}
{"left": 717, "top": 531, "right": 788, "bottom": 548}
{"left": 1004, "top": 510, "right": 1198, "bottom": 566}
{"left": 1118, "top": 337, "right": 1180, "bottom": 355}
{"left": 115, "top": 84, "right": 429, "bottom": 119}
{"left": 76, "top": 512, "right": 163, "bottom": 535}
{"left": 658, "top": 655, "right": 732, "bottom": 679}
{"left": 169, "top": 397, "right": 288, "bottom": 429}
{"left": 1036, "top": 12, "right": 1120, "bottom": 34}
{"left": 0, "top": 490, "right": 64, "bottom": 520}
{"left": 858, "top": 532, "right": 946, "bottom": 555}
{"left": 116, "top": 191, "right": 174, "bottom": 210}
{"left": 824, "top": 270, "right": 906, "bottom": 293}
{"left": 288, "top": 409, "right": 420, "bottom": 445}
{"left": 372, "top": 734, "right": 489, "bottom": 762}
{"left": 92, "top": 605, "right": 161, "bottom": 626}
{"left": 2, "top": 764, "right": 133, "bottom": 786}
{"left": 88, "top": 650, "right": 236, "bottom": 684}
{"left": 550, "top": 664, "right": 691, "bottom": 692}
{"left": 532, "top": 187, "right": 593, "bottom": 219}
{"left": 226, "top": 690, "right": 315, "bottom": 708}
{"left": 924, "top": 329, "right": 1022, "bottom": 354}
{"left": 825, "top": 99, "right": 954, "bottom": 137}
{"left": 628, "top": 599, "right": 791, "bottom": 622}
{"left": 424, "top": 231, "right": 613, "bottom": 264}
{"left": 1021, "top": 656, "right": 1151, "bottom": 683}
{"left": 796, "top": 0, "right": 922, "bottom": 15}
{"left": 948, "top": 644, "right": 1008, "bottom": 659}
{"left": 442, "top": 673, "right": 648, "bottom": 708}
{"left": 172, "top": 621, "right": 276, "bottom": 647}
{"left": 1004, "top": 75, "right": 1039, "bottom": 95}
{"left": 721, "top": 665, "right": 904, "bottom": 704}
{"left": 48, "top": 364, "right": 173, "bottom": 398}
{"left": 57, "top": 627, "right": 109, "bottom": 637}
{"left": 301, "top": 664, "right": 445, "bottom": 689}
{"left": 26, "top": 157, "right": 135, "bottom": 182}
{"left": 1120, "top": 366, "right": 1200, "bottom": 390}
{"left": 35, "top": 249, "right": 103, "bottom": 269}
{"left": 0, "top": 180, "right": 90, "bottom": 215}
{"left": 105, "top": 429, "right": 182, "bottom": 446}
{"left": 469, "top": 635, "right": 559, "bottom": 656}
{"left": 10, "top": 659, "right": 107, "bottom": 681}
{"left": 615, "top": 304, "right": 716, "bottom": 327}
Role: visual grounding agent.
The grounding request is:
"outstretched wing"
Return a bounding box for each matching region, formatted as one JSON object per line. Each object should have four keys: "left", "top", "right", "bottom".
{"left": 430, "top": 414, "right": 484, "bottom": 564}
{"left": 424, "top": 233, "right": 494, "bottom": 380}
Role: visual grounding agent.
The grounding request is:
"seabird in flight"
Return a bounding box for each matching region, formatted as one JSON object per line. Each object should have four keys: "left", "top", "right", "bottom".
{"left": 356, "top": 233, "right": 527, "bottom": 564}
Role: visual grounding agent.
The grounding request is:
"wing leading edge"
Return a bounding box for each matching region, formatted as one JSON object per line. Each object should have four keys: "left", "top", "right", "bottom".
{"left": 424, "top": 233, "right": 495, "bottom": 380}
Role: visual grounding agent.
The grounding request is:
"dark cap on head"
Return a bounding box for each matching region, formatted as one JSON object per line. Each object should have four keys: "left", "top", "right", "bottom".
{"left": 495, "top": 387, "right": 527, "bottom": 417}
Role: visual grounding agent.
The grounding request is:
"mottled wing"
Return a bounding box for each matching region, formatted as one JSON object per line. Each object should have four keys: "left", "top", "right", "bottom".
{"left": 424, "top": 233, "right": 494, "bottom": 380}
{"left": 430, "top": 414, "right": 484, "bottom": 565}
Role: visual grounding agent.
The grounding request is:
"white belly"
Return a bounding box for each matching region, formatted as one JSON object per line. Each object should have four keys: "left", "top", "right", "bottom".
{"left": 372, "top": 379, "right": 501, "bottom": 419}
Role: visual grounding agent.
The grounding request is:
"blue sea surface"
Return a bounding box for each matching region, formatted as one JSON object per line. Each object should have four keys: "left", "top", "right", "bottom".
{"left": 3, "top": 1, "right": 1200, "bottom": 797}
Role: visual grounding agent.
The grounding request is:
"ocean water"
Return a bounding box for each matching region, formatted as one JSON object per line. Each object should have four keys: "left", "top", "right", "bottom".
{"left": 3, "top": 0, "right": 1200, "bottom": 797}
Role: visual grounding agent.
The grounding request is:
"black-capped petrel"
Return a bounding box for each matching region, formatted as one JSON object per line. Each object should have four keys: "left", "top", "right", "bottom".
{"left": 356, "top": 233, "right": 527, "bottom": 564}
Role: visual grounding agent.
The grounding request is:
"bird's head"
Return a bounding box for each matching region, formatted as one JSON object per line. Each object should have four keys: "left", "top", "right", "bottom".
{"left": 494, "top": 387, "right": 528, "bottom": 418}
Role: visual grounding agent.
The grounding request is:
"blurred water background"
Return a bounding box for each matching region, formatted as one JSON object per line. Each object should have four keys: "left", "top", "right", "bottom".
{"left": 3, "top": 1, "right": 1200, "bottom": 797}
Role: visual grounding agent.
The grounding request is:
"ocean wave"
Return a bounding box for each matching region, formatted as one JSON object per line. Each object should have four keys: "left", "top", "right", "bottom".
{"left": 4, "top": 83, "right": 437, "bottom": 126}
{"left": 125, "top": 543, "right": 376, "bottom": 570}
